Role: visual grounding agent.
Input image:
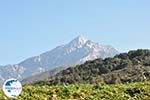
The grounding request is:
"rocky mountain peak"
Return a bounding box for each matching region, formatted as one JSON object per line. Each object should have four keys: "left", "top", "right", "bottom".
{"left": 0, "top": 35, "right": 119, "bottom": 87}
{"left": 68, "top": 35, "right": 88, "bottom": 48}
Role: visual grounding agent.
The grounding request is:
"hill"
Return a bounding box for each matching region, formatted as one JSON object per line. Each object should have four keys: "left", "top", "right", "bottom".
{"left": 33, "top": 49, "right": 150, "bottom": 85}
{"left": 22, "top": 65, "right": 75, "bottom": 85}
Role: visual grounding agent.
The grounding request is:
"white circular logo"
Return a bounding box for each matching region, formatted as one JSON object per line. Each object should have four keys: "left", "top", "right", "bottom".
{"left": 2, "top": 78, "right": 22, "bottom": 98}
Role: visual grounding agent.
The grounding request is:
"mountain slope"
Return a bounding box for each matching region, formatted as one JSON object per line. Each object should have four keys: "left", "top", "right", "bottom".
{"left": 0, "top": 36, "right": 119, "bottom": 86}
{"left": 33, "top": 49, "right": 150, "bottom": 86}
{"left": 22, "top": 64, "right": 76, "bottom": 85}
{"left": 19, "top": 36, "right": 118, "bottom": 71}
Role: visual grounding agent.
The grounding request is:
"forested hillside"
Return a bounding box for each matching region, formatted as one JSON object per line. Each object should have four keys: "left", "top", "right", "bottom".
{"left": 33, "top": 49, "right": 150, "bottom": 86}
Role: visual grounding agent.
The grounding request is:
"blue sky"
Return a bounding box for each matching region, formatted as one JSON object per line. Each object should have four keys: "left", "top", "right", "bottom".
{"left": 0, "top": 0, "right": 150, "bottom": 65}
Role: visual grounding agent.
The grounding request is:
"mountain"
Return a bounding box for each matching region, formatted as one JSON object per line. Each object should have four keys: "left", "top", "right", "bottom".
{"left": 22, "top": 64, "right": 76, "bottom": 85}
{"left": 32, "top": 49, "right": 150, "bottom": 86}
{"left": 0, "top": 35, "right": 119, "bottom": 86}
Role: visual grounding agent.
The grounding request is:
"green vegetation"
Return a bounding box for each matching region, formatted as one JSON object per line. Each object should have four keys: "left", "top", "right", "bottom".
{"left": 34, "top": 49, "right": 150, "bottom": 85}
{"left": 0, "top": 81, "right": 150, "bottom": 100}
{"left": 0, "top": 49, "right": 150, "bottom": 100}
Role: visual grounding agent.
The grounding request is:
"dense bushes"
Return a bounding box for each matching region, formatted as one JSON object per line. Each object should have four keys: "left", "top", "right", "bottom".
{"left": 1, "top": 82, "right": 150, "bottom": 100}
{"left": 34, "top": 49, "right": 150, "bottom": 85}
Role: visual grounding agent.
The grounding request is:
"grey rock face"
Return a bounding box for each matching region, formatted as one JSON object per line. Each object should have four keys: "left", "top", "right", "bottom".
{"left": 0, "top": 36, "right": 119, "bottom": 86}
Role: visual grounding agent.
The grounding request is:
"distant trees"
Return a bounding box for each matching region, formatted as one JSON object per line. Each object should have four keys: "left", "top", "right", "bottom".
{"left": 34, "top": 49, "right": 150, "bottom": 85}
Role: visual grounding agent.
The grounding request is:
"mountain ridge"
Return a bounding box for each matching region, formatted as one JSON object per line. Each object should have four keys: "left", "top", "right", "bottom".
{"left": 0, "top": 35, "right": 119, "bottom": 86}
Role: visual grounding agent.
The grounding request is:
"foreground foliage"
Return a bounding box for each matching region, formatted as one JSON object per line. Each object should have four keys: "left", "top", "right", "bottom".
{"left": 0, "top": 81, "right": 150, "bottom": 100}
